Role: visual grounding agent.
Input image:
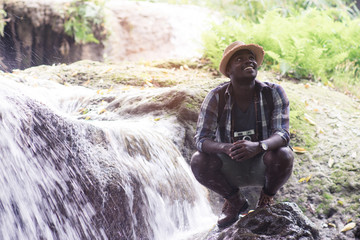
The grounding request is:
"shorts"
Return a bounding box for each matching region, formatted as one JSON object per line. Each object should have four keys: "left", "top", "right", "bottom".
{"left": 217, "top": 152, "right": 266, "bottom": 188}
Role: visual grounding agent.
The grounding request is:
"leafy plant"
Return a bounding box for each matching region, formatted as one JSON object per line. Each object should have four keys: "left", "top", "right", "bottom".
{"left": 64, "top": 0, "right": 106, "bottom": 44}
{"left": 134, "top": 0, "right": 359, "bottom": 20}
{"left": 202, "top": 8, "right": 360, "bottom": 97}
{"left": 0, "top": 9, "right": 8, "bottom": 37}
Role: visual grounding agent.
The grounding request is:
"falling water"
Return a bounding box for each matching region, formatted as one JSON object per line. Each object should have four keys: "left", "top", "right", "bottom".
{"left": 0, "top": 73, "right": 216, "bottom": 239}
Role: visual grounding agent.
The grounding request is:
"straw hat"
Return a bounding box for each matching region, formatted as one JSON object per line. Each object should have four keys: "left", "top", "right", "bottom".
{"left": 219, "top": 41, "right": 265, "bottom": 77}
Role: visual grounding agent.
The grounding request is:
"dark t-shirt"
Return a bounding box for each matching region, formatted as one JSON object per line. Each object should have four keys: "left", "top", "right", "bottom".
{"left": 233, "top": 101, "right": 257, "bottom": 142}
{"left": 220, "top": 101, "right": 265, "bottom": 187}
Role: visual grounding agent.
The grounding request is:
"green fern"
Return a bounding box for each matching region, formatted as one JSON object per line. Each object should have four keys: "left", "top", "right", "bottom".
{"left": 202, "top": 8, "right": 360, "bottom": 96}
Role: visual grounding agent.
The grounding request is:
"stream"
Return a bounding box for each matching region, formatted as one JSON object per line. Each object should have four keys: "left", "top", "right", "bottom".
{"left": 0, "top": 74, "right": 216, "bottom": 239}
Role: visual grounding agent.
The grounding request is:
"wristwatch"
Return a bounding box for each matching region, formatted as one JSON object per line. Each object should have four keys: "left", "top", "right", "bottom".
{"left": 259, "top": 141, "right": 268, "bottom": 152}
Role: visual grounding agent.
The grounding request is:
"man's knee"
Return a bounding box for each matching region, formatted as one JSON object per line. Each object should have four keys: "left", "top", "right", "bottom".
{"left": 190, "top": 151, "right": 222, "bottom": 175}
{"left": 263, "top": 147, "right": 294, "bottom": 169}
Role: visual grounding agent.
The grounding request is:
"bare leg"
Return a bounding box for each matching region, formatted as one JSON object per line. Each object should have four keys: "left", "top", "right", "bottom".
{"left": 263, "top": 147, "right": 294, "bottom": 195}
{"left": 190, "top": 151, "right": 237, "bottom": 198}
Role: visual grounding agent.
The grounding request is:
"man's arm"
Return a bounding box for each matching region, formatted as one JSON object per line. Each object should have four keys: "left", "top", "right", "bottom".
{"left": 194, "top": 89, "right": 220, "bottom": 152}
{"left": 202, "top": 139, "right": 233, "bottom": 154}
{"left": 222, "top": 134, "right": 286, "bottom": 162}
{"left": 258, "top": 134, "right": 286, "bottom": 151}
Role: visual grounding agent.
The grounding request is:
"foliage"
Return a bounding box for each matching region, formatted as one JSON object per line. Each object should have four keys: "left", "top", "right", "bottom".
{"left": 202, "top": 8, "right": 360, "bottom": 97}
{"left": 134, "top": 0, "right": 359, "bottom": 20}
{"left": 64, "top": 0, "right": 106, "bottom": 44}
{"left": 0, "top": 9, "right": 7, "bottom": 37}
{"left": 224, "top": 0, "right": 360, "bottom": 21}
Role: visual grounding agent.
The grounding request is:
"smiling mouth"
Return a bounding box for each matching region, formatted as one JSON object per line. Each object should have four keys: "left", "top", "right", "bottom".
{"left": 244, "top": 66, "right": 254, "bottom": 71}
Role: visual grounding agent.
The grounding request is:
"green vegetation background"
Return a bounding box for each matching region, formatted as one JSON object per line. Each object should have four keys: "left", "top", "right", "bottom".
{"left": 201, "top": 0, "right": 360, "bottom": 99}
{"left": 2, "top": 0, "right": 359, "bottom": 98}
{"left": 135, "top": 0, "right": 360, "bottom": 99}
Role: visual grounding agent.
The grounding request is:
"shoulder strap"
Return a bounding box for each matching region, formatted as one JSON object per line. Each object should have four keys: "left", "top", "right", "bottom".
{"left": 217, "top": 83, "right": 228, "bottom": 123}
{"left": 262, "top": 87, "right": 274, "bottom": 112}
{"left": 216, "top": 82, "right": 275, "bottom": 124}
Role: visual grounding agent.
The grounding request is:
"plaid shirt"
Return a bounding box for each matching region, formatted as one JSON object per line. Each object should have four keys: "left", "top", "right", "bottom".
{"left": 194, "top": 80, "right": 290, "bottom": 152}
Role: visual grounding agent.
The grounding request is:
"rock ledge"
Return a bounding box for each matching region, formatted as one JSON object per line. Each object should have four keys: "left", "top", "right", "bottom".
{"left": 206, "top": 202, "right": 320, "bottom": 240}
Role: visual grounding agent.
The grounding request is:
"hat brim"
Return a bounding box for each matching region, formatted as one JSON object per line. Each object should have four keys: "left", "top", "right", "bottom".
{"left": 219, "top": 44, "right": 265, "bottom": 77}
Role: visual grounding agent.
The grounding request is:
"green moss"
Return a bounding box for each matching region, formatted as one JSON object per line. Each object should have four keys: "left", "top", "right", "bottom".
{"left": 149, "top": 59, "right": 207, "bottom": 70}
{"left": 330, "top": 170, "right": 355, "bottom": 192}
{"left": 329, "top": 184, "right": 342, "bottom": 194}
{"left": 150, "top": 95, "right": 162, "bottom": 102}
{"left": 306, "top": 184, "right": 315, "bottom": 192}
{"left": 297, "top": 203, "right": 307, "bottom": 213}
{"left": 295, "top": 197, "right": 307, "bottom": 213}
{"left": 344, "top": 202, "right": 360, "bottom": 215}
{"left": 306, "top": 178, "right": 328, "bottom": 196}
{"left": 351, "top": 195, "right": 360, "bottom": 204}
{"left": 323, "top": 192, "right": 333, "bottom": 200}
{"left": 153, "top": 79, "right": 177, "bottom": 87}
{"left": 288, "top": 92, "right": 318, "bottom": 150}
{"left": 184, "top": 95, "right": 203, "bottom": 111}
{"left": 185, "top": 102, "right": 196, "bottom": 110}
{"left": 316, "top": 202, "right": 332, "bottom": 215}
{"left": 331, "top": 169, "right": 345, "bottom": 179}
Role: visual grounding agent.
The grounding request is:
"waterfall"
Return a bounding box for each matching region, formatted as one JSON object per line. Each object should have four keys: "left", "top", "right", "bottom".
{"left": 0, "top": 73, "right": 216, "bottom": 239}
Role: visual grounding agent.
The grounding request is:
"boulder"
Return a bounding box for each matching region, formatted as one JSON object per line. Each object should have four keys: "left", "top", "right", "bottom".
{"left": 205, "top": 202, "right": 320, "bottom": 240}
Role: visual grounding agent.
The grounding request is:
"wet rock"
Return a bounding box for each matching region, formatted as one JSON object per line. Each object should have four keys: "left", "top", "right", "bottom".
{"left": 0, "top": 87, "right": 202, "bottom": 239}
{"left": 1, "top": 0, "right": 104, "bottom": 71}
{"left": 355, "top": 224, "right": 360, "bottom": 239}
{"left": 206, "top": 202, "right": 320, "bottom": 240}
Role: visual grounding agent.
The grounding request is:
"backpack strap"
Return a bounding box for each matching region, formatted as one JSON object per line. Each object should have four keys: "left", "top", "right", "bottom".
{"left": 216, "top": 81, "right": 275, "bottom": 140}
{"left": 217, "top": 82, "right": 274, "bottom": 122}
{"left": 262, "top": 87, "right": 274, "bottom": 113}
{"left": 257, "top": 84, "right": 274, "bottom": 140}
{"left": 217, "top": 82, "right": 229, "bottom": 123}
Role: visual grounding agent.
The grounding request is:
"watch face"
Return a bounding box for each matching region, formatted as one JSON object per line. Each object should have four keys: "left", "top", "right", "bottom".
{"left": 261, "top": 142, "right": 268, "bottom": 151}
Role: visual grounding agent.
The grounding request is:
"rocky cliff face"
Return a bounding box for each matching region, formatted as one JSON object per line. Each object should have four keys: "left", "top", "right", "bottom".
{"left": 0, "top": 0, "right": 104, "bottom": 71}
{"left": 0, "top": 0, "right": 213, "bottom": 71}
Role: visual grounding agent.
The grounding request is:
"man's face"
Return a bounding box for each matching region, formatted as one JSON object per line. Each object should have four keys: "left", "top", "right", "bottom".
{"left": 226, "top": 49, "right": 258, "bottom": 81}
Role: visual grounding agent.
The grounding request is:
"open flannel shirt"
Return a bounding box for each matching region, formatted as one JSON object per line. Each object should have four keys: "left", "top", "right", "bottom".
{"left": 194, "top": 80, "right": 290, "bottom": 152}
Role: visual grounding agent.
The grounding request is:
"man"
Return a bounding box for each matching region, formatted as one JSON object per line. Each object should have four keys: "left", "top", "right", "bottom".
{"left": 191, "top": 41, "right": 294, "bottom": 228}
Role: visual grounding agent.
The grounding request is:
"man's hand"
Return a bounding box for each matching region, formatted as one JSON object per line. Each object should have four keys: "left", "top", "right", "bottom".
{"left": 220, "top": 142, "right": 235, "bottom": 156}
{"left": 228, "top": 140, "right": 261, "bottom": 162}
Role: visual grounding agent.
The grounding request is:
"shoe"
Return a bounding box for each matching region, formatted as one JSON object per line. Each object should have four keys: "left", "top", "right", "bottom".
{"left": 217, "top": 191, "right": 249, "bottom": 228}
{"left": 256, "top": 189, "right": 274, "bottom": 208}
